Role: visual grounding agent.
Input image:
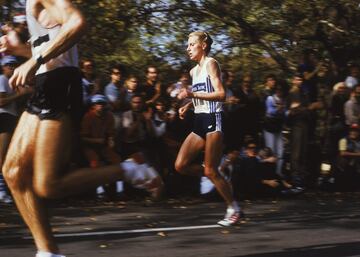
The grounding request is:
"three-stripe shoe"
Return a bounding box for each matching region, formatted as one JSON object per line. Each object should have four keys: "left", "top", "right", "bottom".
{"left": 217, "top": 207, "right": 243, "bottom": 227}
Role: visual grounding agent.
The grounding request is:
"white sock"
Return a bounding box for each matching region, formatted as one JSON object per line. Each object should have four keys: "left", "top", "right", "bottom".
{"left": 228, "top": 201, "right": 240, "bottom": 213}
{"left": 36, "top": 251, "right": 65, "bottom": 257}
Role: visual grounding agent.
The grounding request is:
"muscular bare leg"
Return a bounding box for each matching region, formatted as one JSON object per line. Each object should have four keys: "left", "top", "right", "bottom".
{"left": 204, "top": 132, "right": 234, "bottom": 205}
{"left": 174, "top": 132, "right": 205, "bottom": 176}
{"left": 3, "top": 112, "right": 130, "bottom": 253}
{"left": 3, "top": 112, "right": 58, "bottom": 252}
{"left": 33, "top": 115, "right": 124, "bottom": 199}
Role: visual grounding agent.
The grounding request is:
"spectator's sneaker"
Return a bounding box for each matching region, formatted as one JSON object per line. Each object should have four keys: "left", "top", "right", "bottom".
{"left": 217, "top": 208, "right": 243, "bottom": 227}
{"left": 281, "top": 186, "right": 305, "bottom": 195}
{"left": 290, "top": 186, "right": 305, "bottom": 194}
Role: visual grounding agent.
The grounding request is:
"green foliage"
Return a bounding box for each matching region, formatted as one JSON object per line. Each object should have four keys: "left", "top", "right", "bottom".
{"left": 3, "top": 0, "right": 360, "bottom": 84}
{"left": 146, "top": 0, "right": 360, "bottom": 79}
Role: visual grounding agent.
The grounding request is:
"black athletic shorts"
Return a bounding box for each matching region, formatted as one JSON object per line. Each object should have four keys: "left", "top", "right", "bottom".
{"left": 26, "top": 67, "right": 83, "bottom": 123}
{"left": 193, "top": 112, "right": 224, "bottom": 139}
{"left": 0, "top": 113, "right": 18, "bottom": 133}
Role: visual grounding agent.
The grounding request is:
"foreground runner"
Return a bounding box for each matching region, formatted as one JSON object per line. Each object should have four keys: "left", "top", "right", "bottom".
{"left": 176, "top": 31, "right": 242, "bottom": 226}
{"left": 0, "top": 1, "right": 151, "bottom": 256}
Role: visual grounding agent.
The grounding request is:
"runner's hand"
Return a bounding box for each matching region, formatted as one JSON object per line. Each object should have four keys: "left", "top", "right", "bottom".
{"left": 178, "top": 105, "right": 188, "bottom": 120}
{"left": 9, "top": 58, "right": 38, "bottom": 89}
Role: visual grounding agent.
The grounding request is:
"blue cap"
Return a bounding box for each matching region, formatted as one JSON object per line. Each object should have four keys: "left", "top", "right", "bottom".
{"left": 91, "top": 94, "right": 108, "bottom": 104}
{"left": 1, "top": 55, "right": 18, "bottom": 66}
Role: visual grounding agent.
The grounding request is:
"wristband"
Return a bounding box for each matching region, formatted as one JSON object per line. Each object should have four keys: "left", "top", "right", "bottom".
{"left": 34, "top": 53, "right": 45, "bottom": 66}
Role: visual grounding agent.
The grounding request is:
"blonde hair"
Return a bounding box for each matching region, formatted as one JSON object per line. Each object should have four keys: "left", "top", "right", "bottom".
{"left": 188, "top": 31, "right": 213, "bottom": 54}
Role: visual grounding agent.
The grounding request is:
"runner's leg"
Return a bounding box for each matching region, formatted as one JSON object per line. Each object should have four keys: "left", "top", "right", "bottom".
{"left": 3, "top": 112, "right": 59, "bottom": 253}
{"left": 174, "top": 132, "right": 205, "bottom": 176}
{"left": 204, "top": 132, "right": 234, "bottom": 205}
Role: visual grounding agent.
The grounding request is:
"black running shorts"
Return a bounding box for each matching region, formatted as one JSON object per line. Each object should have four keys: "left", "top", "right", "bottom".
{"left": 193, "top": 112, "right": 224, "bottom": 139}
{"left": 26, "top": 67, "right": 83, "bottom": 122}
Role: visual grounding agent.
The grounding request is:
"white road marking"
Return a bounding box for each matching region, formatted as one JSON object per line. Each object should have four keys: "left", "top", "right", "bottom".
{"left": 23, "top": 225, "right": 221, "bottom": 239}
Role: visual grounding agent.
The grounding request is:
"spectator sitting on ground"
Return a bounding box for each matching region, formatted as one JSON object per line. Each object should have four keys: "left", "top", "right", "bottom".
{"left": 81, "top": 94, "right": 163, "bottom": 199}
{"left": 117, "top": 94, "right": 164, "bottom": 199}
{"left": 229, "top": 140, "right": 259, "bottom": 198}
{"left": 80, "top": 94, "right": 121, "bottom": 199}
{"left": 336, "top": 123, "right": 360, "bottom": 191}
{"left": 257, "top": 147, "right": 293, "bottom": 195}
{"left": 226, "top": 141, "right": 294, "bottom": 198}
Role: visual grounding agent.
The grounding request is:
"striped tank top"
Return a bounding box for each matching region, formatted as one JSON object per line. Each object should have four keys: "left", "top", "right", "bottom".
{"left": 191, "top": 57, "right": 223, "bottom": 114}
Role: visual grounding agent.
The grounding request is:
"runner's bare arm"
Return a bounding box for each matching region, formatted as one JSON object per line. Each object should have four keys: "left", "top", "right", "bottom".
{"left": 35, "top": 0, "right": 87, "bottom": 64}
{"left": 9, "top": 0, "right": 86, "bottom": 88}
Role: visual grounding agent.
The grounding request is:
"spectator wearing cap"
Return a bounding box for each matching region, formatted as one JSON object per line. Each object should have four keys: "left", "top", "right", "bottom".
{"left": 80, "top": 94, "right": 120, "bottom": 199}
{"left": 336, "top": 123, "right": 360, "bottom": 190}
{"left": 0, "top": 55, "right": 32, "bottom": 203}
{"left": 81, "top": 94, "right": 119, "bottom": 168}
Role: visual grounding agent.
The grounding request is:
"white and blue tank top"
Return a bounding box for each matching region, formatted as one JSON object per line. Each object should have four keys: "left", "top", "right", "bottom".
{"left": 191, "top": 57, "right": 223, "bottom": 114}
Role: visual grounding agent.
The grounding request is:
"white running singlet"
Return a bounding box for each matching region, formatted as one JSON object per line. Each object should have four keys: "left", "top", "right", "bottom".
{"left": 191, "top": 57, "right": 223, "bottom": 114}
{"left": 26, "top": 1, "right": 78, "bottom": 75}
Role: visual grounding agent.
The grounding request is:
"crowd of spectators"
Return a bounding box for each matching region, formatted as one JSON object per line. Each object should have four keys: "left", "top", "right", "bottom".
{"left": 1, "top": 22, "right": 360, "bottom": 203}
{"left": 74, "top": 52, "right": 360, "bottom": 199}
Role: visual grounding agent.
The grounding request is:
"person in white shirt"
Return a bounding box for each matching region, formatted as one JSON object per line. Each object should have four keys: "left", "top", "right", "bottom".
{"left": 0, "top": 55, "right": 32, "bottom": 204}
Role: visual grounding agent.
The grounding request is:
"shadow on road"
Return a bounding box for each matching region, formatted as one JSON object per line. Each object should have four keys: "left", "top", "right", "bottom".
{"left": 234, "top": 241, "right": 360, "bottom": 257}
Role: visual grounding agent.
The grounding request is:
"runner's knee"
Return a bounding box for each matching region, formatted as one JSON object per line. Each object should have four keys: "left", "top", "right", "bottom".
{"left": 174, "top": 159, "right": 186, "bottom": 174}
{"left": 2, "top": 160, "right": 30, "bottom": 191}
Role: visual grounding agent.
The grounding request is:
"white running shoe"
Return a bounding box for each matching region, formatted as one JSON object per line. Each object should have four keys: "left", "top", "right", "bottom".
{"left": 217, "top": 208, "right": 243, "bottom": 227}
{"left": 35, "top": 251, "right": 65, "bottom": 257}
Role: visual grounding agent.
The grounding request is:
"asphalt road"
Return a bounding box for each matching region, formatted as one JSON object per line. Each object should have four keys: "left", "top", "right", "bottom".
{"left": 1, "top": 191, "right": 360, "bottom": 257}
